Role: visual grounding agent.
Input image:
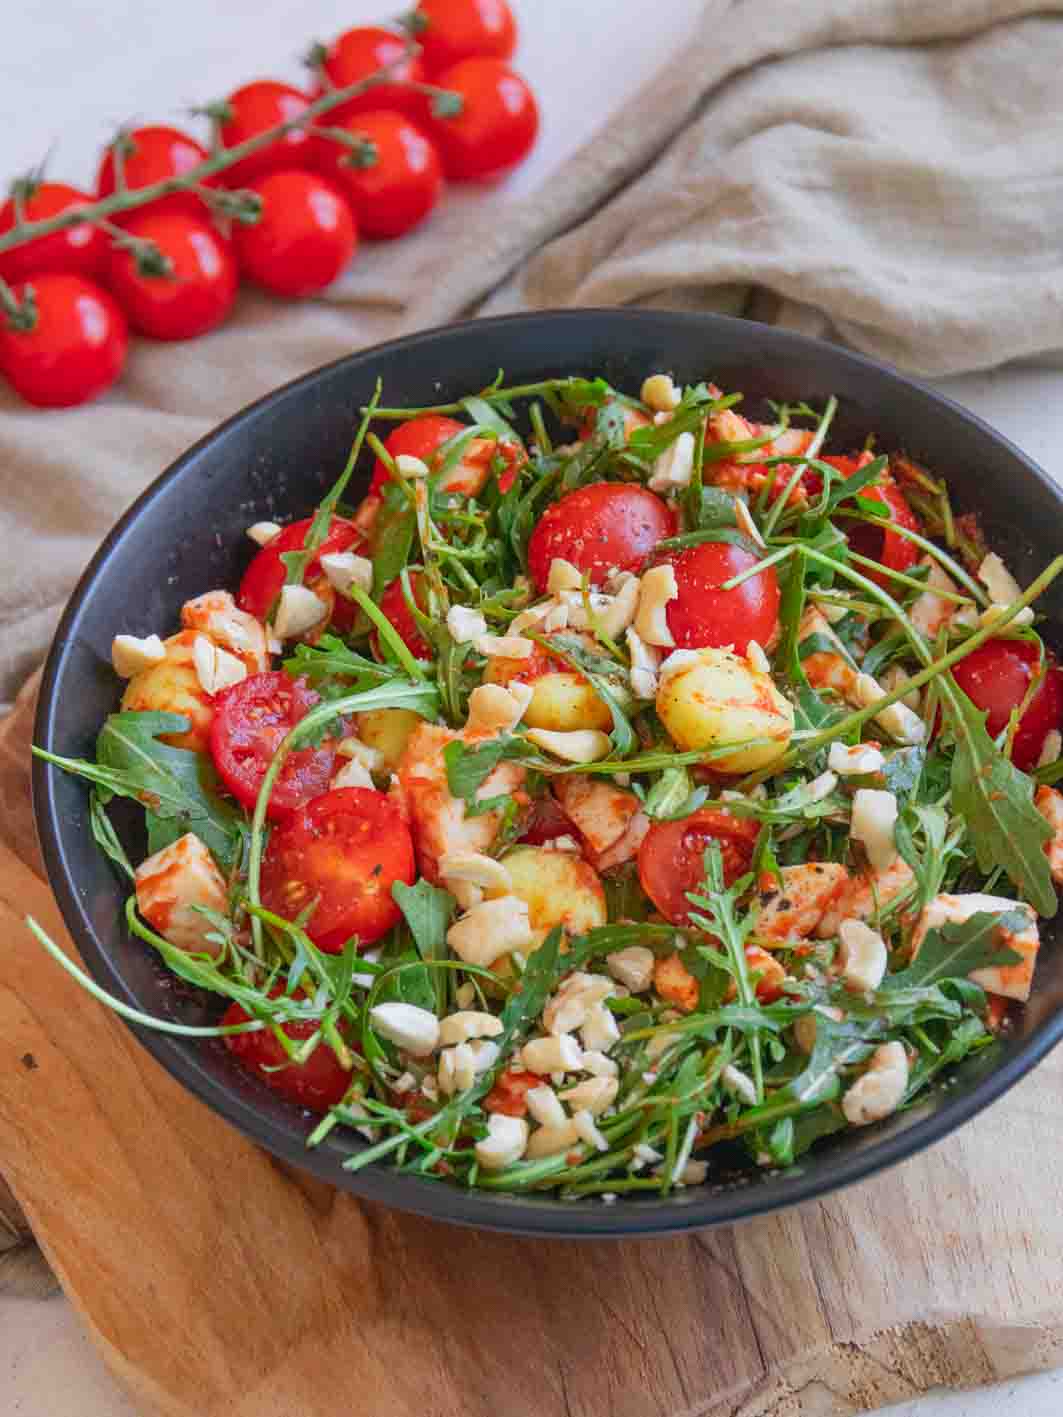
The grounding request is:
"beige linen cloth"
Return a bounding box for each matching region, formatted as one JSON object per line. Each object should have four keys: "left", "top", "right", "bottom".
{"left": 1, "top": 0, "right": 1062, "bottom": 1291}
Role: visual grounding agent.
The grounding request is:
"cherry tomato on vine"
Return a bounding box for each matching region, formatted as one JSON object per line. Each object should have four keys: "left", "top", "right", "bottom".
{"left": 638, "top": 809, "right": 759, "bottom": 926}
{"left": 96, "top": 125, "right": 213, "bottom": 224}
{"left": 0, "top": 182, "right": 107, "bottom": 284}
{"left": 238, "top": 514, "right": 364, "bottom": 631}
{"left": 429, "top": 59, "right": 539, "bottom": 181}
{"left": 665, "top": 539, "right": 781, "bottom": 652}
{"left": 526, "top": 483, "right": 674, "bottom": 593}
{"left": 315, "top": 110, "right": 443, "bottom": 240}
{"left": 410, "top": 0, "right": 517, "bottom": 75}
{"left": 952, "top": 638, "right": 1063, "bottom": 772}
{"left": 209, "top": 671, "right": 337, "bottom": 818}
{"left": 377, "top": 572, "right": 433, "bottom": 661}
{"left": 107, "top": 211, "right": 237, "bottom": 341}
{"left": 260, "top": 786, "right": 416, "bottom": 951}
{"left": 818, "top": 453, "right": 921, "bottom": 585}
{"left": 0, "top": 273, "right": 127, "bottom": 408}
{"left": 234, "top": 170, "right": 356, "bottom": 297}
{"left": 223, "top": 989, "right": 353, "bottom": 1110}
{"left": 369, "top": 413, "right": 466, "bottom": 494}
{"left": 317, "top": 27, "right": 427, "bottom": 124}
{"left": 218, "top": 80, "right": 316, "bottom": 188}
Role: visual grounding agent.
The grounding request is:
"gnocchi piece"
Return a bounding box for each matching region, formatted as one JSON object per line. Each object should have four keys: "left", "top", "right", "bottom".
{"left": 134, "top": 832, "right": 228, "bottom": 955}
{"left": 655, "top": 645, "right": 794, "bottom": 773}
{"left": 120, "top": 629, "right": 215, "bottom": 752}
{"left": 501, "top": 845, "right": 607, "bottom": 948}
{"left": 484, "top": 635, "right": 613, "bottom": 734}
{"left": 355, "top": 708, "right": 424, "bottom": 772}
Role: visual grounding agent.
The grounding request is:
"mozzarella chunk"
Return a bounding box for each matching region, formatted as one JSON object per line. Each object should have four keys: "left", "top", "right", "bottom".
{"left": 722, "top": 1065, "right": 758, "bottom": 1106}
{"left": 120, "top": 630, "right": 215, "bottom": 753}
{"left": 978, "top": 553, "right": 1033, "bottom": 624}
{"left": 475, "top": 1114, "right": 529, "bottom": 1171}
{"left": 547, "top": 558, "right": 584, "bottom": 593}
{"left": 272, "top": 584, "right": 328, "bottom": 640}
{"left": 842, "top": 1041, "right": 909, "bottom": 1126}
{"left": 850, "top": 788, "right": 899, "bottom": 872}
{"left": 641, "top": 373, "right": 681, "bottom": 412}
{"left": 246, "top": 520, "right": 281, "bottom": 546}
{"left": 1035, "top": 784, "right": 1063, "bottom": 884}
{"left": 816, "top": 859, "right": 912, "bottom": 938}
{"left": 542, "top": 972, "right": 613, "bottom": 1036}
{"left": 319, "top": 551, "right": 372, "bottom": 595}
{"left": 332, "top": 757, "right": 375, "bottom": 790}
{"left": 112, "top": 633, "right": 166, "bottom": 678}
{"left": 606, "top": 945, "right": 655, "bottom": 993}
{"left": 909, "top": 559, "right": 960, "bottom": 638}
{"left": 336, "top": 737, "right": 382, "bottom": 771}
{"left": 828, "top": 742, "right": 886, "bottom": 776}
{"left": 525, "top": 728, "right": 612, "bottom": 763}
{"left": 395, "top": 453, "right": 429, "bottom": 479}
{"left": 837, "top": 920, "right": 888, "bottom": 992}
{"left": 910, "top": 893, "right": 1040, "bottom": 1002}
{"left": 191, "top": 634, "right": 247, "bottom": 697}
{"left": 633, "top": 564, "right": 678, "bottom": 648}
{"left": 656, "top": 645, "right": 794, "bottom": 773}
{"left": 853, "top": 673, "right": 926, "bottom": 745}
{"left": 626, "top": 626, "right": 662, "bottom": 700}
{"left": 648, "top": 431, "right": 695, "bottom": 494}
{"left": 439, "top": 851, "right": 512, "bottom": 900}
{"left": 525, "top": 1084, "right": 568, "bottom": 1127}
{"left": 370, "top": 1003, "right": 440, "bottom": 1057}
{"left": 581, "top": 1050, "right": 619, "bottom": 1078}
{"left": 525, "top": 1119, "right": 580, "bottom": 1159}
{"left": 734, "top": 498, "right": 766, "bottom": 550}
{"left": 502, "top": 846, "right": 607, "bottom": 948}
{"left": 1038, "top": 731, "right": 1062, "bottom": 769}
{"left": 464, "top": 681, "right": 533, "bottom": 735}
{"left": 446, "top": 604, "right": 488, "bottom": 644}
{"left": 572, "top": 1109, "right": 609, "bottom": 1152}
{"left": 438, "top": 1011, "right": 504, "bottom": 1046}
{"left": 755, "top": 863, "right": 850, "bottom": 942}
{"left": 180, "top": 589, "right": 268, "bottom": 673}
{"left": 446, "top": 895, "right": 535, "bottom": 968}
{"left": 134, "top": 833, "right": 228, "bottom": 956}
{"left": 521, "top": 1034, "right": 584, "bottom": 1075}
{"left": 560, "top": 1076, "right": 619, "bottom": 1116}
{"left": 476, "top": 634, "right": 534, "bottom": 659}
{"left": 798, "top": 607, "right": 860, "bottom": 698}
{"left": 580, "top": 1002, "right": 620, "bottom": 1053}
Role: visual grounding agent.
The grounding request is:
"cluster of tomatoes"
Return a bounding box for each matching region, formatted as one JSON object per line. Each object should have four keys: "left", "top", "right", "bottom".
{"left": 0, "top": 0, "right": 536, "bottom": 410}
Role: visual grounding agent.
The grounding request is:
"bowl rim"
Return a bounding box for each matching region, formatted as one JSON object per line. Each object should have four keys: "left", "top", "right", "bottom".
{"left": 31, "top": 307, "right": 1063, "bottom": 1238}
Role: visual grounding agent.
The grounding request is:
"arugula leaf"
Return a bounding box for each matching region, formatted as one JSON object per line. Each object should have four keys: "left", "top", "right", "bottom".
{"left": 947, "top": 684, "right": 1055, "bottom": 915}
{"left": 749, "top": 1101, "right": 847, "bottom": 1168}
{"left": 284, "top": 635, "right": 408, "bottom": 693}
{"left": 536, "top": 633, "right": 635, "bottom": 756}
{"left": 642, "top": 766, "right": 709, "bottom": 820}
{"left": 393, "top": 878, "right": 454, "bottom": 958}
{"left": 461, "top": 396, "right": 518, "bottom": 442}
{"left": 89, "top": 789, "right": 135, "bottom": 879}
{"left": 497, "top": 928, "right": 562, "bottom": 1050}
{"left": 894, "top": 802, "right": 951, "bottom": 915}
{"left": 369, "top": 483, "right": 416, "bottom": 594}
{"left": 882, "top": 910, "right": 1023, "bottom": 991}
{"left": 444, "top": 736, "right": 517, "bottom": 802}
{"left": 787, "top": 1012, "right": 879, "bottom": 1105}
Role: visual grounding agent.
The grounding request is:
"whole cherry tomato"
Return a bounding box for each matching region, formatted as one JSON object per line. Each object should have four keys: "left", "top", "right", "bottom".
{"left": 0, "top": 273, "right": 127, "bottom": 408}
{"left": 0, "top": 182, "right": 107, "bottom": 283}
{"left": 411, "top": 0, "right": 517, "bottom": 75}
{"left": 234, "top": 170, "right": 356, "bottom": 297}
{"left": 377, "top": 572, "right": 433, "bottom": 661}
{"left": 209, "top": 671, "right": 337, "bottom": 818}
{"left": 223, "top": 989, "right": 353, "bottom": 1110}
{"left": 317, "top": 27, "right": 427, "bottom": 124}
{"left": 96, "top": 125, "right": 212, "bottom": 224}
{"left": 638, "top": 809, "right": 759, "bottom": 926}
{"left": 527, "top": 483, "right": 674, "bottom": 593}
{"left": 370, "top": 413, "right": 466, "bottom": 494}
{"left": 820, "top": 453, "right": 921, "bottom": 586}
{"left": 260, "top": 786, "right": 416, "bottom": 950}
{"left": 218, "top": 80, "right": 316, "bottom": 188}
{"left": 315, "top": 110, "right": 443, "bottom": 240}
{"left": 238, "top": 514, "right": 364, "bottom": 631}
{"left": 429, "top": 58, "right": 538, "bottom": 180}
{"left": 107, "top": 212, "right": 237, "bottom": 341}
{"left": 665, "top": 540, "right": 781, "bottom": 652}
{"left": 952, "top": 639, "right": 1063, "bottom": 772}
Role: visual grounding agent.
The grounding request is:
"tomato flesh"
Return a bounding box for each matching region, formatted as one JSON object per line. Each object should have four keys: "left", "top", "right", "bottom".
{"left": 260, "top": 786, "right": 416, "bottom": 951}
{"left": 638, "top": 809, "right": 759, "bottom": 925}
{"left": 376, "top": 572, "right": 433, "bottom": 661}
{"left": 107, "top": 212, "right": 237, "bottom": 341}
{"left": 219, "top": 80, "right": 315, "bottom": 188}
{"left": 234, "top": 170, "right": 356, "bottom": 298}
{"left": 209, "top": 671, "right": 336, "bottom": 819}
{"left": 370, "top": 414, "right": 466, "bottom": 496}
{"left": 0, "top": 273, "right": 128, "bottom": 408}
{"left": 223, "top": 990, "right": 352, "bottom": 1110}
{"left": 238, "top": 514, "right": 363, "bottom": 631}
{"left": 665, "top": 540, "right": 781, "bottom": 652}
{"left": 96, "top": 125, "right": 212, "bottom": 224}
{"left": 527, "top": 483, "right": 674, "bottom": 593}
{"left": 315, "top": 110, "right": 443, "bottom": 241}
{"left": 0, "top": 183, "right": 107, "bottom": 283}
{"left": 413, "top": 0, "right": 518, "bottom": 75}
{"left": 952, "top": 639, "right": 1063, "bottom": 772}
{"left": 519, "top": 793, "right": 575, "bottom": 846}
{"left": 817, "top": 454, "right": 921, "bottom": 584}
{"left": 429, "top": 58, "right": 539, "bottom": 181}
{"left": 483, "top": 1069, "right": 538, "bottom": 1116}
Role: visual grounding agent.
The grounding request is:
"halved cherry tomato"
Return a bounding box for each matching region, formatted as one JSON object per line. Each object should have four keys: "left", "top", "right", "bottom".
{"left": 0, "top": 273, "right": 128, "bottom": 408}
{"left": 376, "top": 572, "right": 433, "bottom": 661}
{"left": 817, "top": 453, "right": 921, "bottom": 585}
{"left": 96, "top": 125, "right": 212, "bottom": 224}
{"left": 638, "top": 808, "right": 759, "bottom": 926}
{"left": 527, "top": 483, "right": 674, "bottom": 593}
{"left": 370, "top": 413, "right": 466, "bottom": 495}
{"left": 218, "top": 80, "right": 316, "bottom": 188}
{"left": 209, "top": 671, "right": 337, "bottom": 819}
{"left": 952, "top": 639, "right": 1063, "bottom": 772}
{"left": 315, "top": 110, "right": 443, "bottom": 240}
{"left": 483, "top": 1068, "right": 538, "bottom": 1116}
{"left": 519, "top": 793, "right": 575, "bottom": 846}
{"left": 412, "top": 0, "right": 517, "bottom": 75}
{"left": 429, "top": 59, "right": 538, "bottom": 181}
{"left": 223, "top": 988, "right": 352, "bottom": 1110}
{"left": 107, "top": 212, "right": 237, "bottom": 341}
{"left": 0, "top": 182, "right": 107, "bottom": 283}
{"left": 260, "top": 786, "right": 416, "bottom": 951}
{"left": 317, "top": 27, "right": 427, "bottom": 124}
{"left": 238, "top": 514, "right": 363, "bottom": 631}
{"left": 234, "top": 170, "right": 356, "bottom": 298}
{"left": 665, "top": 539, "right": 780, "bottom": 652}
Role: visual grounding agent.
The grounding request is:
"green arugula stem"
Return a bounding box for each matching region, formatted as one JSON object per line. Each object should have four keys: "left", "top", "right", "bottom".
{"left": 759, "top": 396, "right": 837, "bottom": 541}
{"left": 835, "top": 512, "right": 990, "bottom": 605}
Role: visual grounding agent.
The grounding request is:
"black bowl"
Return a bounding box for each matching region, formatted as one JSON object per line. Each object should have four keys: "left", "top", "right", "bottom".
{"left": 33, "top": 310, "right": 1063, "bottom": 1237}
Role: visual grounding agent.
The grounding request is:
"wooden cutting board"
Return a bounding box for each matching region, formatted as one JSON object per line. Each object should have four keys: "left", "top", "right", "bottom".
{"left": 2, "top": 833, "right": 1063, "bottom": 1417}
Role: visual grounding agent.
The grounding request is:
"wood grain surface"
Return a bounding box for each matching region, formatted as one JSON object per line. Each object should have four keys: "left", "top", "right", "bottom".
{"left": 1, "top": 836, "right": 1063, "bottom": 1417}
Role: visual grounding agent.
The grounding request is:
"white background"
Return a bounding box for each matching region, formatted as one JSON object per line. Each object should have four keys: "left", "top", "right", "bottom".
{"left": 1, "top": 1, "right": 1060, "bottom": 1413}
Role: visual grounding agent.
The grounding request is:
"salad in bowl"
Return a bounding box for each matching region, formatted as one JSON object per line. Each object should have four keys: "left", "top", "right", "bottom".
{"left": 32, "top": 365, "right": 1063, "bottom": 1201}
